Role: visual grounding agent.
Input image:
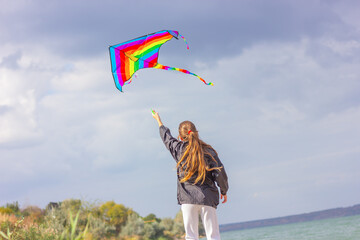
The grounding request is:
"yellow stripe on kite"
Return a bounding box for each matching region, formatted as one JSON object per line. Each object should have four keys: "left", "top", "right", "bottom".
{"left": 132, "top": 35, "right": 172, "bottom": 56}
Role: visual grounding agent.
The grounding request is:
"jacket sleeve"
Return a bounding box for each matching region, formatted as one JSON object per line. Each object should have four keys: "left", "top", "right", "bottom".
{"left": 212, "top": 155, "right": 229, "bottom": 196}
{"left": 159, "top": 125, "right": 183, "bottom": 162}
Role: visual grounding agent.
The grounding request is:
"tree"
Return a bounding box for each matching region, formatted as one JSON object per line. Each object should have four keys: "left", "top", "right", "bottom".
{"left": 21, "top": 205, "right": 43, "bottom": 219}
{"left": 119, "top": 213, "right": 144, "bottom": 238}
{"left": 61, "top": 199, "right": 82, "bottom": 213}
{"left": 5, "top": 202, "right": 20, "bottom": 215}
{"left": 143, "top": 213, "right": 161, "bottom": 223}
{"left": 0, "top": 207, "right": 13, "bottom": 215}
{"left": 160, "top": 218, "right": 174, "bottom": 232}
{"left": 172, "top": 210, "right": 185, "bottom": 238}
{"left": 0, "top": 202, "right": 20, "bottom": 215}
{"left": 143, "top": 221, "right": 164, "bottom": 240}
{"left": 159, "top": 218, "right": 175, "bottom": 239}
{"left": 100, "top": 201, "right": 130, "bottom": 233}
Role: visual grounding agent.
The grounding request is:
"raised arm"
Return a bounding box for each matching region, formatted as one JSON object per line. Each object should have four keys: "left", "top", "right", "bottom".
{"left": 152, "top": 110, "right": 184, "bottom": 161}
{"left": 152, "top": 110, "right": 163, "bottom": 127}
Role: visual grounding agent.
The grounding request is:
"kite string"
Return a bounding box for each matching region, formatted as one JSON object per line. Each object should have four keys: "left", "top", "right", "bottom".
{"left": 179, "top": 34, "right": 189, "bottom": 50}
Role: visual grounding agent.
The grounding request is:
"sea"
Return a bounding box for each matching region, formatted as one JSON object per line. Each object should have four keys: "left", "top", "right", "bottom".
{"left": 202, "top": 215, "right": 360, "bottom": 240}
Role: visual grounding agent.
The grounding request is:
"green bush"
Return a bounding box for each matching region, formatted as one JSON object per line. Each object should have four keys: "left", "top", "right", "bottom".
{"left": 119, "top": 213, "right": 145, "bottom": 238}
{"left": 87, "top": 214, "right": 116, "bottom": 239}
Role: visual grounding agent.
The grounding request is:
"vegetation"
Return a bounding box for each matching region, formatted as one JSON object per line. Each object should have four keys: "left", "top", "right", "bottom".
{"left": 0, "top": 199, "right": 186, "bottom": 240}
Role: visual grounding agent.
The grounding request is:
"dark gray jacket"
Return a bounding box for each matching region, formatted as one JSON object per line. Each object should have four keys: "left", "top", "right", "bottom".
{"left": 160, "top": 125, "right": 229, "bottom": 208}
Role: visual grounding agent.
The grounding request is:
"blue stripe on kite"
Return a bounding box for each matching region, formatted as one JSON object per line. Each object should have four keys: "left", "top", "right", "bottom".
{"left": 138, "top": 59, "right": 144, "bottom": 69}
{"left": 141, "top": 48, "right": 159, "bottom": 62}
{"left": 109, "top": 47, "right": 123, "bottom": 91}
{"left": 113, "top": 73, "right": 123, "bottom": 91}
{"left": 111, "top": 35, "right": 147, "bottom": 48}
{"left": 109, "top": 48, "right": 118, "bottom": 73}
{"left": 110, "top": 30, "right": 169, "bottom": 49}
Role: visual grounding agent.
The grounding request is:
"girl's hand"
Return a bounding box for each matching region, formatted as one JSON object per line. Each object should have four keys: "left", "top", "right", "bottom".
{"left": 152, "top": 110, "right": 163, "bottom": 126}
{"left": 221, "top": 194, "right": 227, "bottom": 204}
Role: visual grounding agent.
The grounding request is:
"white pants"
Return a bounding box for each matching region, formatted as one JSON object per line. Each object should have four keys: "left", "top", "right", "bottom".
{"left": 181, "top": 204, "right": 221, "bottom": 240}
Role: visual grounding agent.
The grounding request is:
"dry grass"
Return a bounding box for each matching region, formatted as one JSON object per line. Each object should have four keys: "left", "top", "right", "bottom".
{"left": 0, "top": 213, "right": 40, "bottom": 232}
{"left": 0, "top": 213, "right": 17, "bottom": 224}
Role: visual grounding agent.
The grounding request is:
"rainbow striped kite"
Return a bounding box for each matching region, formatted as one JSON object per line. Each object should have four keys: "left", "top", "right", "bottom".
{"left": 109, "top": 30, "right": 212, "bottom": 92}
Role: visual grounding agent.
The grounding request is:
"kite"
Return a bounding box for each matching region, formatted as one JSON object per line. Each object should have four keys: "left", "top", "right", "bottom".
{"left": 109, "top": 30, "right": 212, "bottom": 92}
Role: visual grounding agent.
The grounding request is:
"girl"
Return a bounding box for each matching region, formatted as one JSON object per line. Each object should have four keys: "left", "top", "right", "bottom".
{"left": 152, "top": 111, "right": 229, "bottom": 240}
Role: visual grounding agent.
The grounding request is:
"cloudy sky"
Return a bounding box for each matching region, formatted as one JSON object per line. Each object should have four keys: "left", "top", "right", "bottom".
{"left": 1, "top": 0, "right": 360, "bottom": 224}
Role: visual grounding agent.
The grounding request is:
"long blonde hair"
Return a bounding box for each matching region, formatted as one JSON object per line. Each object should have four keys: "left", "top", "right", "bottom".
{"left": 176, "top": 121, "right": 222, "bottom": 185}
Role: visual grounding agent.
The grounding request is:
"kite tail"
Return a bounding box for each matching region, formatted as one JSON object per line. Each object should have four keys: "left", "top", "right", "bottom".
{"left": 155, "top": 63, "right": 213, "bottom": 86}
{"left": 179, "top": 34, "right": 190, "bottom": 50}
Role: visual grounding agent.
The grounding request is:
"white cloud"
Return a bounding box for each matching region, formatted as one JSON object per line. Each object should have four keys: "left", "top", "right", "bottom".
{"left": 0, "top": 68, "right": 41, "bottom": 145}
{"left": 321, "top": 39, "right": 360, "bottom": 56}
{"left": 316, "top": 106, "right": 360, "bottom": 134}
{"left": 50, "top": 57, "right": 109, "bottom": 92}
